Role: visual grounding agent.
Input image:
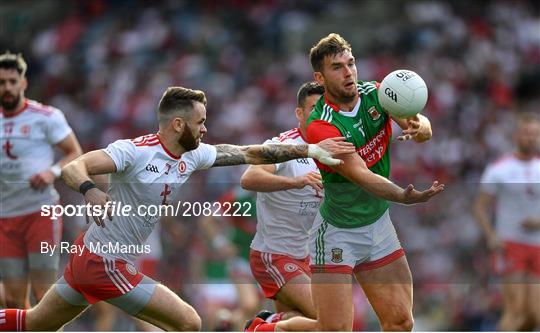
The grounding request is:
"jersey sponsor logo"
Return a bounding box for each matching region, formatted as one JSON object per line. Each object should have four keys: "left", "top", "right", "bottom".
{"left": 356, "top": 120, "right": 391, "bottom": 168}
{"left": 178, "top": 161, "right": 186, "bottom": 173}
{"left": 384, "top": 87, "right": 398, "bottom": 102}
{"left": 331, "top": 248, "right": 343, "bottom": 263}
{"left": 145, "top": 164, "right": 159, "bottom": 173}
{"left": 296, "top": 158, "right": 310, "bottom": 165}
{"left": 284, "top": 263, "right": 299, "bottom": 273}
{"left": 368, "top": 106, "right": 381, "bottom": 121}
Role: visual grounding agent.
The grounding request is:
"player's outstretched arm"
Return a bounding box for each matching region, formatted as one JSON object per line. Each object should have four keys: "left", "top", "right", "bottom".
{"left": 393, "top": 114, "right": 432, "bottom": 142}
{"left": 211, "top": 137, "right": 354, "bottom": 167}
{"left": 332, "top": 152, "right": 444, "bottom": 205}
{"left": 241, "top": 164, "right": 322, "bottom": 192}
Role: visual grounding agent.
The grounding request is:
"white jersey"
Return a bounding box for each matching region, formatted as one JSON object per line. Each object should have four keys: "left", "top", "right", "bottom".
{"left": 480, "top": 154, "right": 540, "bottom": 245}
{"left": 250, "top": 128, "right": 322, "bottom": 258}
{"left": 0, "top": 99, "right": 72, "bottom": 217}
{"left": 84, "top": 134, "right": 217, "bottom": 263}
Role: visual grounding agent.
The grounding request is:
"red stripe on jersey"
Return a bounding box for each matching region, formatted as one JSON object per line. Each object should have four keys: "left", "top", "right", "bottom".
{"left": 27, "top": 100, "right": 54, "bottom": 115}
{"left": 278, "top": 128, "right": 300, "bottom": 141}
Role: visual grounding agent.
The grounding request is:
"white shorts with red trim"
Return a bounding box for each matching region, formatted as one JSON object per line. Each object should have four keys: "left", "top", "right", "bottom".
{"left": 309, "top": 209, "right": 404, "bottom": 274}
{"left": 249, "top": 249, "right": 311, "bottom": 299}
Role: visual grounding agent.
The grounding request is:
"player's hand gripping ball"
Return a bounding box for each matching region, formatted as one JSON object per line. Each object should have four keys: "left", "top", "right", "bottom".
{"left": 378, "top": 70, "right": 428, "bottom": 118}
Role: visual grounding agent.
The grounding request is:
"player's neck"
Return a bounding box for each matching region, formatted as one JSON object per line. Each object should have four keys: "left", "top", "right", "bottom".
{"left": 157, "top": 131, "right": 186, "bottom": 156}
{"left": 326, "top": 92, "right": 358, "bottom": 112}
{"left": 514, "top": 150, "right": 536, "bottom": 161}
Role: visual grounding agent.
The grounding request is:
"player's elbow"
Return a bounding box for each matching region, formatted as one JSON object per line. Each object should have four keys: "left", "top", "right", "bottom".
{"left": 240, "top": 172, "right": 256, "bottom": 191}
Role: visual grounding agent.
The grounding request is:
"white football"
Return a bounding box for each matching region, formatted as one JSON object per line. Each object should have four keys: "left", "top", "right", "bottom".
{"left": 377, "top": 69, "right": 428, "bottom": 118}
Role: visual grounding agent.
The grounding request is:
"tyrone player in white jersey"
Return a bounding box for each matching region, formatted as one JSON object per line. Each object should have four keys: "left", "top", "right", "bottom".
{"left": 0, "top": 52, "right": 83, "bottom": 308}
{"left": 0, "top": 86, "right": 355, "bottom": 331}
{"left": 240, "top": 82, "right": 324, "bottom": 323}
{"left": 474, "top": 112, "right": 540, "bottom": 331}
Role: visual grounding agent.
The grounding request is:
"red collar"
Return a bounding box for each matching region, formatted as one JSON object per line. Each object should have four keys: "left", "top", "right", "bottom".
{"left": 156, "top": 133, "right": 182, "bottom": 159}
{"left": 2, "top": 99, "right": 28, "bottom": 118}
{"left": 324, "top": 94, "right": 340, "bottom": 112}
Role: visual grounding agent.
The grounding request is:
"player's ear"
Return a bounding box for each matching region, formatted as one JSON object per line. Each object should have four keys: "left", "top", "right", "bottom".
{"left": 313, "top": 72, "right": 324, "bottom": 86}
{"left": 172, "top": 117, "right": 185, "bottom": 133}
{"left": 21, "top": 77, "right": 28, "bottom": 91}
{"left": 294, "top": 107, "right": 303, "bottom": 121}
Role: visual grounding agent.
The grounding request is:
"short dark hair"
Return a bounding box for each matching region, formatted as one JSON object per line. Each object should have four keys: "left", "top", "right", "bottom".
{"left": 309, "top": 33, "right": 352, "bottom": 72}
{"left": 297, "top": 82, "right": 324, "bottom": 108}
{"left": 158, "top": 87, "right": 207, "bottom": 123}
{"left": 0, "top": 51, "right": 27, "bottom": 76}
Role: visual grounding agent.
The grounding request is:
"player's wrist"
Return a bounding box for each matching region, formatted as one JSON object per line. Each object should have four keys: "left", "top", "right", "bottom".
{"left": 79, "top": 180, "right": 97, "bottom": 195}
{"left": 307, "top": 144, "right": 325, "bottom": 160}
{"left": 50, "top": 164, "right": 62, "bottom": 178}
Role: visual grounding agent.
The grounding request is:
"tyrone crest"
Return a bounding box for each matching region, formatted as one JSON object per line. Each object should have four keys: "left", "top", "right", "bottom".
{"left": 331, "top": 248, "right": 343, "bottom": 263}
{"left": 368, "top": 106, "right": 381, "bottom": 121}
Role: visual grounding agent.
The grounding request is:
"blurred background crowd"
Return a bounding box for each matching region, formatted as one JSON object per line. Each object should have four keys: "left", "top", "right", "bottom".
{"left": 1, "top": 0, "right": 539, "bottom": 330}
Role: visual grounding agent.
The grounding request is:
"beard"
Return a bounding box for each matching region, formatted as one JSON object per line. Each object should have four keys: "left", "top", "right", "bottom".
{"left": 326, "top": 82, "right": 356, "bottom": 104}
{"left": 178, "top": 128, "right": 199, "bottom": 151}
{"left": 1, "top": 92, "right": 21, "bottom": 111}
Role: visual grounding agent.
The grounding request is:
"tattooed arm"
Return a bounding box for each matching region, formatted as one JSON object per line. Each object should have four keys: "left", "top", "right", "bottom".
{"left": 212, "top": 144, "right": 308, "bottom": 167}
{"left": 211, "top": 137, "right": 356, "bottom": 167}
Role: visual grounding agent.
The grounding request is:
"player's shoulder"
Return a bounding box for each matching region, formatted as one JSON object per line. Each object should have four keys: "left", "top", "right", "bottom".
{"left": 129, "top": 133, "right": 160, "bottom": 148}
{"left": 276, "top": 128, "right": 302, "bottom": 143}
{"left": 490, "top": 154, "right": 516, "bottom": 168}
{"left": 25, "top": 99, "right": 62, "bottom": 117}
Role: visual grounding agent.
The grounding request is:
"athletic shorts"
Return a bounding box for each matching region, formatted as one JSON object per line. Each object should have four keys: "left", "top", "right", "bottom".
{"left": 493, "top": 241, "right": 540, "bottom": 277}
{"left": 249, "top": 249, "right": 311, "bottom": 299}
{"left": 0, "top": 210, "right": 62, "bottom": 277}
{"left": 136, "top": 258, "right": 159, "bottom": 280}
{"left": 309, "top": 209, "right": 404, "bottom": 274}
{"left": 61, "top": 233, "right": 150, "bottom": 305}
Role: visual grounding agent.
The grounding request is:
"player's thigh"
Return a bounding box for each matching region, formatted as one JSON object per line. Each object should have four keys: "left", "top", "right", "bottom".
{"left": 275, "top": 273, "right": 316, "bottom": 319}
{"left": 311, "top": 273, "right": 354, "bottom": 331}
{"left": 355, "top": 256, "right": 413, "bottom": 329}
{"left": 528, "top": 276, "right": 540, "bottom": 323}
{"left": 135, "top": 283, "right": 201, "bottom": 331}
{"left": 26, "top": 284, "right": 89, "bottom": 331}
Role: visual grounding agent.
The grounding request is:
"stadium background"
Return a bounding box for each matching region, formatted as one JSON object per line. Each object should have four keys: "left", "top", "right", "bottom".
{"left": 1, "top": 0, "right": 539, "bottom": 330}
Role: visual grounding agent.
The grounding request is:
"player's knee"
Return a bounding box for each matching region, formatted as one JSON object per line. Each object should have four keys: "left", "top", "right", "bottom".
{"left": 182, "top": 311, "right": 202, "bottom": 331}
{"left": 381, "top": 315, "right": 414, "bottom": 331}
{"left": 172, "top": 308, "right": 201, "bottom": 331}
{"left": 5, "top": 296, "right": 26, "bottom": 308}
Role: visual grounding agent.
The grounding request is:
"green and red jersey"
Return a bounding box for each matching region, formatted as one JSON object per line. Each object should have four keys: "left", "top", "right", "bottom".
{"left": 306, "top": 81, "right": 392, "bottom": 228}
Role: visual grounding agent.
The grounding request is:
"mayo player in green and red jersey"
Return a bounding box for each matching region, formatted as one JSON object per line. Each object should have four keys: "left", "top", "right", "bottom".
{"left": 245, "top": 34, "right": 444, "bottom": 332}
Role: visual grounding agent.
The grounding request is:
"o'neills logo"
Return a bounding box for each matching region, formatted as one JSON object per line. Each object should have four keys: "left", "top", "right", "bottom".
{"left": 356, "top": 120, "right": 392, "bottom": 167}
